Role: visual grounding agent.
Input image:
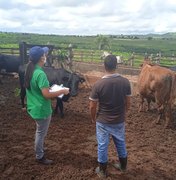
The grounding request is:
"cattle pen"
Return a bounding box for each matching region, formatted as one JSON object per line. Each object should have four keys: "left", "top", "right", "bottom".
{"left": 0, "top": 43, "right": 175, "bottom": 100}
{"left": 0, "top": 28, "right": 176, "bottom": 180}
{"left": 1, "top": 67, "right": 176, "bottom": 179}
{"left": 1, "top": 42, "right": 140, "bottom": 93}
{"left": 0, "top": 42, "right": 140, "bottom": 88}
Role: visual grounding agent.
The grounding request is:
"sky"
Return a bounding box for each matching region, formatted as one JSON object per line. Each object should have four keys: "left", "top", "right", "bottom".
{"left": 0, "top": 0, "right": 176, "bottom": 35}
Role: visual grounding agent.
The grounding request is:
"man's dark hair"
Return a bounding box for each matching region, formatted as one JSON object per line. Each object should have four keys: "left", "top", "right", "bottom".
{"left": 104, "top": 55, "right": 117, "bottom": 71}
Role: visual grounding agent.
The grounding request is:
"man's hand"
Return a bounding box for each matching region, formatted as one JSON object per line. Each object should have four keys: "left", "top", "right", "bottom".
{"left": 91, "top": 118, "right": 95, "bottom": 123}
{"left": 89, "top": 100, "right": 97, "bottom": 124}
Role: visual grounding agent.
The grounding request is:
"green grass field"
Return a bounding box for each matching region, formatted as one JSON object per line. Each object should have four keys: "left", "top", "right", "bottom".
{"left": 0, "top": 32, "right": 176, "bottom": 67}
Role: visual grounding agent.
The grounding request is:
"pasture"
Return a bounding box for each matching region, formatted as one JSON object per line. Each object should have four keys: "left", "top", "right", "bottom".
{"left": 1, "top": 70, "right": 176, "bottom": 179}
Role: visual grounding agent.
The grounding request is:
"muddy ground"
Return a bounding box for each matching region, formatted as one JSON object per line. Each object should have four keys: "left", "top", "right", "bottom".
{"left": 0, "top": 76, "right": 176, "bottom": 180}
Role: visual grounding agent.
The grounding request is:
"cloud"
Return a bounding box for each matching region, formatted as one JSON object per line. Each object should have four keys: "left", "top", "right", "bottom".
{"left": 0, "top": 0, "right": 176, "bottom": 35}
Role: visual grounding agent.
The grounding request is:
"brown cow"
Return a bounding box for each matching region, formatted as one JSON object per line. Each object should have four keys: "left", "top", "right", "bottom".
{"left": 138, "top": 59, "right": 176, "bottom": 128}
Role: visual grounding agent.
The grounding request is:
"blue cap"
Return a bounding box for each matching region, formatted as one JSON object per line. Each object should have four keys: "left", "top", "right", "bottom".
{"left": 43, "top": 47, "right": 49, "bottom": 54}
{"left": 29, "top": 46, "right": 44, "bottom": 64}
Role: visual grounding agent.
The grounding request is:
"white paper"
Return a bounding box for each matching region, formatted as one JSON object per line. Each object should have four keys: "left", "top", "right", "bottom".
{"left": 49, "top": 84, "right": 69, "bottom": 98}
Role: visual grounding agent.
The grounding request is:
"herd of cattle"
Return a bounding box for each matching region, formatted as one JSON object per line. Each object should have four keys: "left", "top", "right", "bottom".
{"left": 0, "top": 54, "right": 176, "bottom": 128}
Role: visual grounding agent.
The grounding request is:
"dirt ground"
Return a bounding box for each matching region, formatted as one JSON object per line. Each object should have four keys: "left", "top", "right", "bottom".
{"left": 0, "top": 76, "right": 176, "bottom": 180}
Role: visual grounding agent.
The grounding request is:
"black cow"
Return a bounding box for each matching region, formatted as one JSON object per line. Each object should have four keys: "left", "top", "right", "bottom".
{"left": 0, "top": 54, "right": 21, "bottom": 83}
{"left": 18, "top": 65, "right": 85, "bottom": 118}
{"left": 168, "top": 66, "right": 176, "bottom": 72}
{"left": 161, "top": 65, "right": 176, "bottom": 72}
{"left": 0, "top": 54, "right": 21, "bottom": 72}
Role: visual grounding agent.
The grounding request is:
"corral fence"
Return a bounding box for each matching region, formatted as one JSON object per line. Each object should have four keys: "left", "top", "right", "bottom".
{"left": 0, "top": 42, "right": 176, "bottom": 68}
{"left": 0, "top": 47, "right": 19, "bottom": 56}
{"left": 73, "top": 50, "right": 176, "bottom": 67}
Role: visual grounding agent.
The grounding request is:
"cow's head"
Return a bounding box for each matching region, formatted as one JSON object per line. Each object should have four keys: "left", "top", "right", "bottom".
{"left": 140, "top": 58, "right": 153, "bottom": 68}
{"left": 68, "top": 73, "right": 85, "bottom": 96}
{"left": 61, "top": 71, "right": 85, "bottom": 96}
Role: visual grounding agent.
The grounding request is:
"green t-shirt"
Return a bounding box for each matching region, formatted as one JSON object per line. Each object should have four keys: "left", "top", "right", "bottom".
{"left": 26, "top": 65, "right": 52, "bottom": 120}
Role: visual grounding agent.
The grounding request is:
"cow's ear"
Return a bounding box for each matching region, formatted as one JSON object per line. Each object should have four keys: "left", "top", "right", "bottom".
{"left": 62, "top": 77, "right": 69, "bottom": 81}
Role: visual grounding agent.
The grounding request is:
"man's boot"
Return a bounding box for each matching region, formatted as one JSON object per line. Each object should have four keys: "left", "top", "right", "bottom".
{"left": 95, "top": 162, "right": 107, "bottom": 178}
{"left": 36, "top": 156, "right": 53, "bottom": 165}
{"left": 113, "top": 157, "right": 127, "bottom": 172}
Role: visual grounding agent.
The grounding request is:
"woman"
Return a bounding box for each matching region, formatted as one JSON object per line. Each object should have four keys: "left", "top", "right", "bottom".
{"left": 25, "top": 46, "right": 69, "bottom": 165}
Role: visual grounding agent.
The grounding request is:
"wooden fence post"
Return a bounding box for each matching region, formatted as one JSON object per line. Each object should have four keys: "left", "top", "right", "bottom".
{"left": 19, "top": 42, "right": 27, "bottom": 64}
{"left": 81, "top": 51, "right": 83, "bottom": 62}
{"left": 91, "top": 50, "right": 94, "bottom": 62}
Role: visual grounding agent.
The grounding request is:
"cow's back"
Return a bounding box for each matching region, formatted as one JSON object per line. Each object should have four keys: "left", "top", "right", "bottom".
{"left": 43, "top": 67, "right": 59, "bottom": 85}
{"left": 0, "top": 55, "right": 21, "bottom": 73}
{"left": 147, "top": 66, "right": 174, "bottom": 103}
{"left": 43, "top": 67, "right": 70, "bottom": 87}
{"left": 138, "top": 64, "right": 175, "bottom": 103}
{"left": 138, "top": 64, "right": 152, "bottom": 97}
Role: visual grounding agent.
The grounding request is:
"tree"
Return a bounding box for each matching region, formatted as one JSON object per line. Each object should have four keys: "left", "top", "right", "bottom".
{"left": 95, "top": 35, "right": 110, "bottom": 50}
{"left": 148, "top": 37, "right": 153, "bottom": 40}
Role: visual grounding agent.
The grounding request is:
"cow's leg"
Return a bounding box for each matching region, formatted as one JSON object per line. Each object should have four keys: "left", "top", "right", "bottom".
{"left": 146, "top": 98, "right": 152, "bottom": 111}
{"left": 164, "top": 104, "right": 172, "bottom": 128}
{"left": 155, "top": 104, "right": 163, "bottom": 124}
{"left": 138, "top": 96, "right": 145, "bottom": 112}
{"left": 154, "top": 91, "right": 164, "bottom": 124}
{"left": 54, "top": 99, "right": 58, "bottom": 114}
{"left": 55, "top": 98, "right": 64, "bottom": 118}
{"left": 20, "top": 87, "right": 26, "bottom": 108}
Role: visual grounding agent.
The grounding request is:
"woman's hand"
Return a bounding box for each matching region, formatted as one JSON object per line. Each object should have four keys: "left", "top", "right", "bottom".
{"left": 63, "top": 88, "right": 69, "bottom": 95}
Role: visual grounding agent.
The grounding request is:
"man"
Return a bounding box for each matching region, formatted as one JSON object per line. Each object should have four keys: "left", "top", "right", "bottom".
{"left": 89, "top": 55, "right": 131, "bottom": 178}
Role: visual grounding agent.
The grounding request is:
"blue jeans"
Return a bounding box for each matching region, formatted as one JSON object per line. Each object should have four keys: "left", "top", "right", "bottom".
{"left": 35, "top": 115, "right": 51, "bottom": 159}
{"left": 96, "top": 121, "right": 127, "bottom": 163}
